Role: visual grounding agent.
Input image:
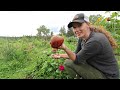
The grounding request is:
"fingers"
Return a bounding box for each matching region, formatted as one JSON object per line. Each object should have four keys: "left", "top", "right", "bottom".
{"left": 52, "top": 48, "right": 58, "bottom": 51}
{"left": 57, "top": 43, "right": 66, "bottom": 50}
{"left": 57, "top": 43, "right": 64, "bottom": 49}
{"left": 52, "top": 48, "right": 59, "bottom": 53}
{"left": 51, "top": 54, "right": 60, "bottom": 59}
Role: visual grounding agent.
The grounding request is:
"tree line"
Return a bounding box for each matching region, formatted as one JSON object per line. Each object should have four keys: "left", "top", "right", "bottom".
{"left": 36, "top": 25, "right": 74, "bottom": 38}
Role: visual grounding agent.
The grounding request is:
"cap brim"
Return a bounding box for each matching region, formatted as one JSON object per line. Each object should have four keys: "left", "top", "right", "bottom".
{"left": 68, "top": 20, "right": 85, "bottom": 28}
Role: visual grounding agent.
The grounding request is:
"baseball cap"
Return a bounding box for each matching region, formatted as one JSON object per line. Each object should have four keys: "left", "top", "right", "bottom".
{"left": 68, "top": 13, "right": 89, "bottom": 28}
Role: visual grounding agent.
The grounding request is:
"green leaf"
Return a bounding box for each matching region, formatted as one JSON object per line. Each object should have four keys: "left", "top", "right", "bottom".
{"left": 47, "top": 68, "right": 52, "bottom": 72}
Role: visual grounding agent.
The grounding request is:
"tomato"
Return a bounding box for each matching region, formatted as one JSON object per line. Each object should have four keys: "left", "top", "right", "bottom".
{"left": 50, "top": 35, "right": 64, "bottom": 48}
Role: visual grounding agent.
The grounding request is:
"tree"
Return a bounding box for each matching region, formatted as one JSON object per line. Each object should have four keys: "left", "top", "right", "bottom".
{"left": 59, "top": 26, "right": 66, "bottom": 36}
{"left": 66, "top": 28, "right": 74, "bottom": 37}
{"left": 36, "top": 25, "right": 50, "bottom": 40}
{"left": 89, "top": 14, "right": 103, "bottom": 24}
{"left": 37, "top": 25, "right": 50, "bottom": 36}
{"left": 50, "top": 31, "right": 54, "bottom": 36}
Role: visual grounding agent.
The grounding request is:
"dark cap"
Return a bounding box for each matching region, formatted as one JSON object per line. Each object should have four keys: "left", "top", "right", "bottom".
{"left": 68, "top": 13, "right": 89, "bottom": 28}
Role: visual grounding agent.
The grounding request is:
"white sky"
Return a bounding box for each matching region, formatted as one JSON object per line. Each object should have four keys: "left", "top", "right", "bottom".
{"left": 0, "top": 11, "right": 115, "bottom": 37}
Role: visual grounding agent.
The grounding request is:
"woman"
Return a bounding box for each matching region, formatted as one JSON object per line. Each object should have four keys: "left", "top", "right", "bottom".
{"left": 51, "top": 13, "right": 119, "bottom": 79}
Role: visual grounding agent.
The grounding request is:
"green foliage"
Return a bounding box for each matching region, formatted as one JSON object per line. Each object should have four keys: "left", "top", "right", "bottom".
{"left": 30, "top": 54, "right": 71, "bottom": 79}
{"left": 36, "top": 25, "right": 52, "bottom": 41}
{"left": 0, "top": 33, "right": 119, "bottom": 79}
{"left": 66, "top": 36, "right": 78, "bottom": 44}
{"left": 66, "top": 28, "right": 74, "bottom": 37}
{"left": 89, "top": 14, "right": 104, "bottom": 24}
{"left": 90, "top": 11, "right": 120, "bottom": 55}
{"left": 37, "top": 25, "right": 50, "bottom": 37}
{"left": 59, "top": 26, "right": 67, "bottom": 36}
{"left": 0, "top": 36, "right": 73, "bottom": 79}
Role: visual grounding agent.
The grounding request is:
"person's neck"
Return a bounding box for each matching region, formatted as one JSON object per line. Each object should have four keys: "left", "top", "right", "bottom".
{"left": 82, "top": 30, "right": 91, "bottom": 42}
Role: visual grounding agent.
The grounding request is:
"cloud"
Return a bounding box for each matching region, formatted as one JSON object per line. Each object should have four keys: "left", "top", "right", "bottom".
{"left": 0, "top": 11, "right": 115, "bottom": 37}
{"left": 49, "top": 27, "right": 59, "bottom": 35}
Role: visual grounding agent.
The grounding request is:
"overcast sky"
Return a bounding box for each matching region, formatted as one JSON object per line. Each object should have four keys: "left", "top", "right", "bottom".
{"left": 0, "top": 11, "right": 115, "bottom": 37}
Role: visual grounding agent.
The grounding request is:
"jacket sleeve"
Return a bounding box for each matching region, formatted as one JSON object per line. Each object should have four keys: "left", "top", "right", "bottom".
{"left": 74, "top": 41, "right": 102, "bottom": 64}
{"left": 74, "top": 38, "right": 82, "bottom": 54}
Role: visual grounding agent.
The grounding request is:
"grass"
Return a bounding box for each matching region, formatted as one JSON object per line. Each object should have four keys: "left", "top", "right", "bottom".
{"left": 0, "top": 37, "right": 74, "bottom": 79}
{"left": 0, "top": 36, "right": 120, "bottom": 79}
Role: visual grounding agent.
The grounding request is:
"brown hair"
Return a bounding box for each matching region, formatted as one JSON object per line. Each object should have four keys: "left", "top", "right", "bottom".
{"left": 88, "top": 24, "right": 118, "bottom": 49}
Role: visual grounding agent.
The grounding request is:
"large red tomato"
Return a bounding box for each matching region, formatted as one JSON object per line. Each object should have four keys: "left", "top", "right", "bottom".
{"left": 50, "top": 35, "right": 64, "bottom": 48}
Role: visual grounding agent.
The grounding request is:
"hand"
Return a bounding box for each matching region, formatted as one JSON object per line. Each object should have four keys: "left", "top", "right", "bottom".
{"left": 51, "top": 54, "right": 61, "bottom": 59}
{"left": 58, "top": 43, "right": 66, "bottom": 50}
{"left": 52, "top": 48, "right": 58, "bottom": 53}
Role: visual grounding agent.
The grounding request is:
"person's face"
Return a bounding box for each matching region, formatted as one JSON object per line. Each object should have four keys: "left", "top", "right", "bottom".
{"left": 72, "top": 22, "right": 90, "bottom": 38}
